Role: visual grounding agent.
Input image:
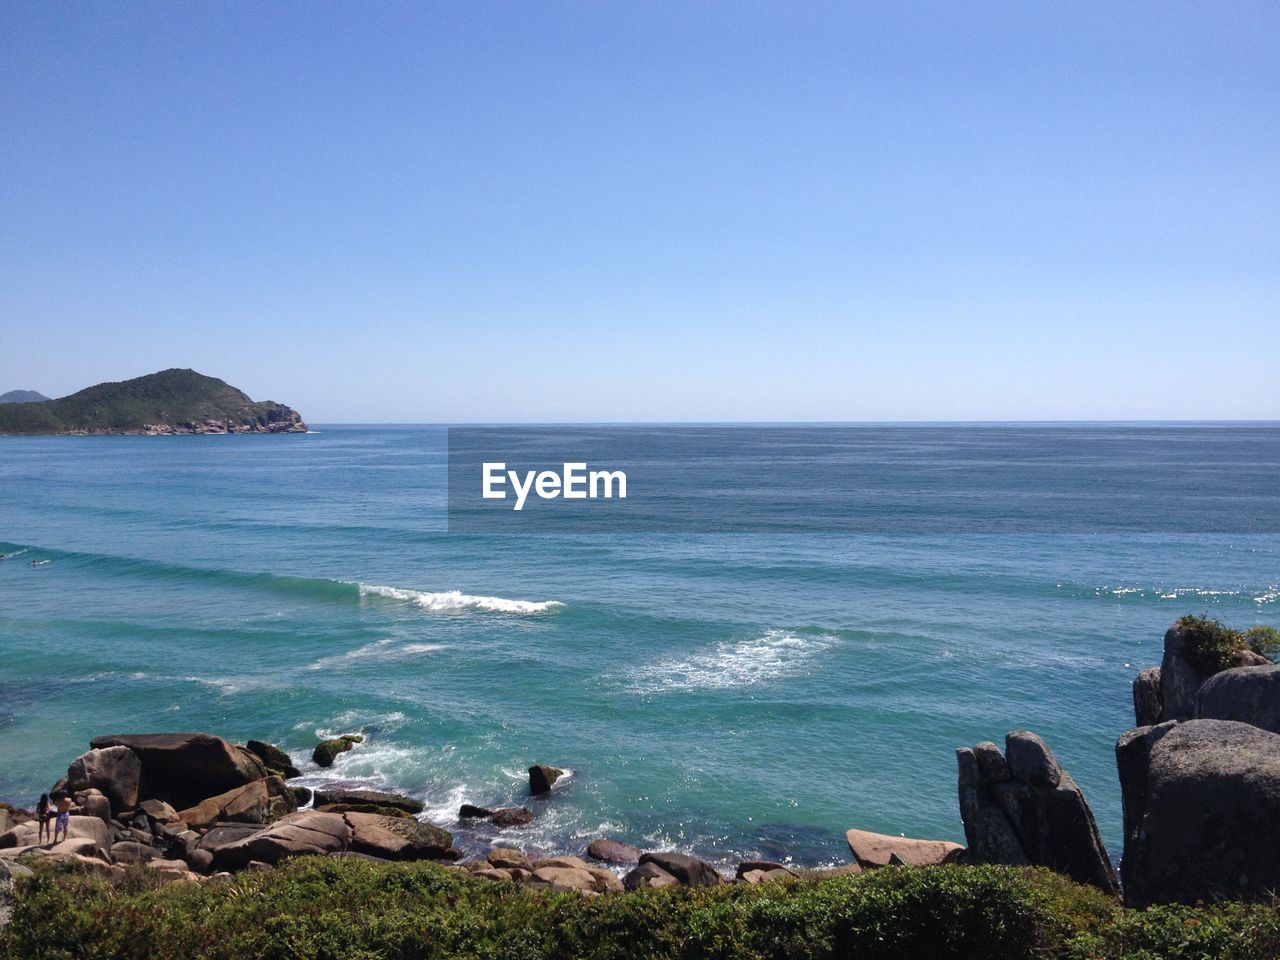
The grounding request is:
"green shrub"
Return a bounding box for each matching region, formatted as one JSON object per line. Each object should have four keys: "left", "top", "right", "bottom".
{"left": 1, "top": 857, "right": 1277, "bottom": 960}
{"left": 1176, "top": 614, "right": 1275, "bottom": 675}
{"left": 1066, "top": 900, "right": 1280, "bottom": 960}
{"left": 1244, "top": 625, "right": 1280, "bottom": 658}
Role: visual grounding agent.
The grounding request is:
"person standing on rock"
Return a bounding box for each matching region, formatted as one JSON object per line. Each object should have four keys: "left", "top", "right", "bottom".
{"left": 36, "top": 792, "right": 52, "bottom": 843}
{"left": 52, "top": 791, "right": 72, "bottom": 843}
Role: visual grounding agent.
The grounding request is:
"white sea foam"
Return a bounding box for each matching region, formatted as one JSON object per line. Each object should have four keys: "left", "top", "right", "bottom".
{"left": 355, "top": 582, "right": 564, "bottom": 615}
{"left": 627, "top": 630, "right": 838, "bottom": 693}
{"left": 307, "top": 639, "right": 448, "bottom": 670}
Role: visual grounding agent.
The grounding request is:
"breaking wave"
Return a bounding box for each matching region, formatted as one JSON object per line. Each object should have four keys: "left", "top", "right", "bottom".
{"left": 356, "top": 583, "right": 564, "bottom": 615}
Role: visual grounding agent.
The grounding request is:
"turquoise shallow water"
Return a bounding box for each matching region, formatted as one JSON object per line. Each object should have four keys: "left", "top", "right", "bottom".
{"left": 1, "top": 425, "right": 1277, "bottom": 868}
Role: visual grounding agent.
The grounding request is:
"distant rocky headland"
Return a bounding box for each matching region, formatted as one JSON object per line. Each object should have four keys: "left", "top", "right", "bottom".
{"left": 0, "top": 369, "right": 306, "bottom": 436}
{"left": 0, "top": 390, "right": 50, "bottom": 404}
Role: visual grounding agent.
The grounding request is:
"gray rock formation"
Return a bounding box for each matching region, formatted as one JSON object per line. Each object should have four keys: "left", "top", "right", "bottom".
{"left": 957, "top": 731, "right": 1118, "bottom": 895}
{"left": 623, "top": 861, "right": 680, "bottom": 889}
{"left": 587, "top": 837, "right": 642, "bottom": 864}
{"left": 637, "top": 851, "right": 724, "bottom": 886}
{"left": 65, "top": 746, "right": 142, "bottom": 814}
{"left": 1195, "top": 664, "right": 1280, "bottom": 734}
{"left": 312, "top": 734, "right": 362, "bottom": 768}
{"left": 1132, "top": 667, "right": 1163, "bottom": 727}
{"left": 1158, "top": 623, "right": 1269, "bottom": 722}
{"left": 528, "top": 764, "right": 565, "bottom": 795}
{"left": 1117, "top": 718, "right": 1280, "bottom": 907}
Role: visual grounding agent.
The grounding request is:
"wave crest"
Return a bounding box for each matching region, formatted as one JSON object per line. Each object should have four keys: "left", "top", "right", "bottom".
{"left": 356, "top": 583, "right": 563, "bottom": 615}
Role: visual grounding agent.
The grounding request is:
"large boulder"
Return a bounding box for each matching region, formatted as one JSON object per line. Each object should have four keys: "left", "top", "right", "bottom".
{"left": 489, "top": 807, "right": 534, "bottom": 828}
{"left": 312, "top": 735, "right": 362, "bottom": 768}
{"left": 1195, "top": 665, "right": 1280, "bottom": 734}
{"left": 623, "top": 861, "right": 681, "bottom": 890}
{"left": 957, "top": 731, "right": 1118, "bottom": 895}
{"left": 343, "top": 812, "right": 452, "bottom": 860}
{"left": 89, "top": 733, "right": 267, "bottom": 810}
{"left": 64, "top": 746, "right": 141, "bottom": 813}
{"left": 528, "top": 764, "right": 564, "bottom": 795}
{"left": 845, "top": 828, "right": 964, "bottom": 869}
{"left": 637, "top": 851, "right": 723, "bottom": 886}
{"left": 1118, "top": 719, "right": 1280, "bottom": 907}
{"left": 74, "top": 788, "right": 112, "bottom": 823}
{"left": 0, "top": 860, "right": 33, "bottom": 926}
{"left": 244, "top": 740, "right": 301, "bottom": 779}
{"left": 587, "top": 837, "right": 641, "bottom": 864}
{"left": 486, "top": 848, "right": 530, "bottom": 870}
{"left": 207, "top": 811, "right": 349, "bottom": 871}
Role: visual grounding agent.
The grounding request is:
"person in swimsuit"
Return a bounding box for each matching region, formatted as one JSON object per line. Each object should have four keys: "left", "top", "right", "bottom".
{"left": 36, "top": 792, "right": 51, "bottom": 843}
{"left": 52, "top": 792, "right": 72, "bottom": 843}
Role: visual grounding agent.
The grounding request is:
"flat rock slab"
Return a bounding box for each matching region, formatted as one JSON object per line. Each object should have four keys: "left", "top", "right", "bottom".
{"left": 208, "top": 811, "right": 349, "bottom": 870}
{"left": 845, "top": 828, "right": 964, "bottom": 868}
{"left": 0, "top": 815, "right": 110, "bottom": 858}
{"left": 313, "top": 788, "right": 424, "bottom": 815}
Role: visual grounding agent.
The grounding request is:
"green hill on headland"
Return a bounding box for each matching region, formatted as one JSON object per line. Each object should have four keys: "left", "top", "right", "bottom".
{"left": 0, "top": 390, "right": 50, "bottom": 403}
{"left": 0, "top": 369, "right": 307, "bottom": 435}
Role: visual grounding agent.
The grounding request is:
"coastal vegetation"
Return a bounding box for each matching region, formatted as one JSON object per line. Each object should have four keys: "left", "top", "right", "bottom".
{"left": 1174, "top": 614, "right": 1279, "bottom": 674}
{"left": 5, "top": 856, "right": 1280, "bottom": 960}
{"left": 0, "top": 368, "right": 306, "bottom": 435}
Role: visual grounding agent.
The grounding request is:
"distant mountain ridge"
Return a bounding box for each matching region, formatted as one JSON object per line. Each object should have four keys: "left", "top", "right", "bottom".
{"left": 0, "top": 369, "right": 307, "bottom": 435}
{"left": 0, "top": 389, "right": 50, "bottom": 403}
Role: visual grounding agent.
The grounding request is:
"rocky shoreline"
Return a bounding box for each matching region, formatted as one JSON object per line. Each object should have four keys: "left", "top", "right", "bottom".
{"left": 3, "top": 616, "right": 1279, "bottom": 905}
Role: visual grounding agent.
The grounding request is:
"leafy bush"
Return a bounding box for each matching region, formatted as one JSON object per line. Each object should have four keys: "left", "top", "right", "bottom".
{"left": 1066, "top": 900, "right": 1280, "bottom": 960}
{"left": 3, "top": 857, "right": 1277, "bottom": 960}
{"left": 1176, "top": 614, "right": 1276, "bottom": 675}
{"left": 1244, "top": 625, "right": 1280, "bottom": 658}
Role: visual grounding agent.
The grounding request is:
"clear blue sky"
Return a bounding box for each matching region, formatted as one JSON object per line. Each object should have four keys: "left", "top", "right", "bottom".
{"left": 2, "top": 2, "right": 1277, "bottom": 421}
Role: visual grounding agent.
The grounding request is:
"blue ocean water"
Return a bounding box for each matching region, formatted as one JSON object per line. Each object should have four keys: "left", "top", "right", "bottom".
{"left": 1, "top": 424, "right": 1277, "bottom": 869}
